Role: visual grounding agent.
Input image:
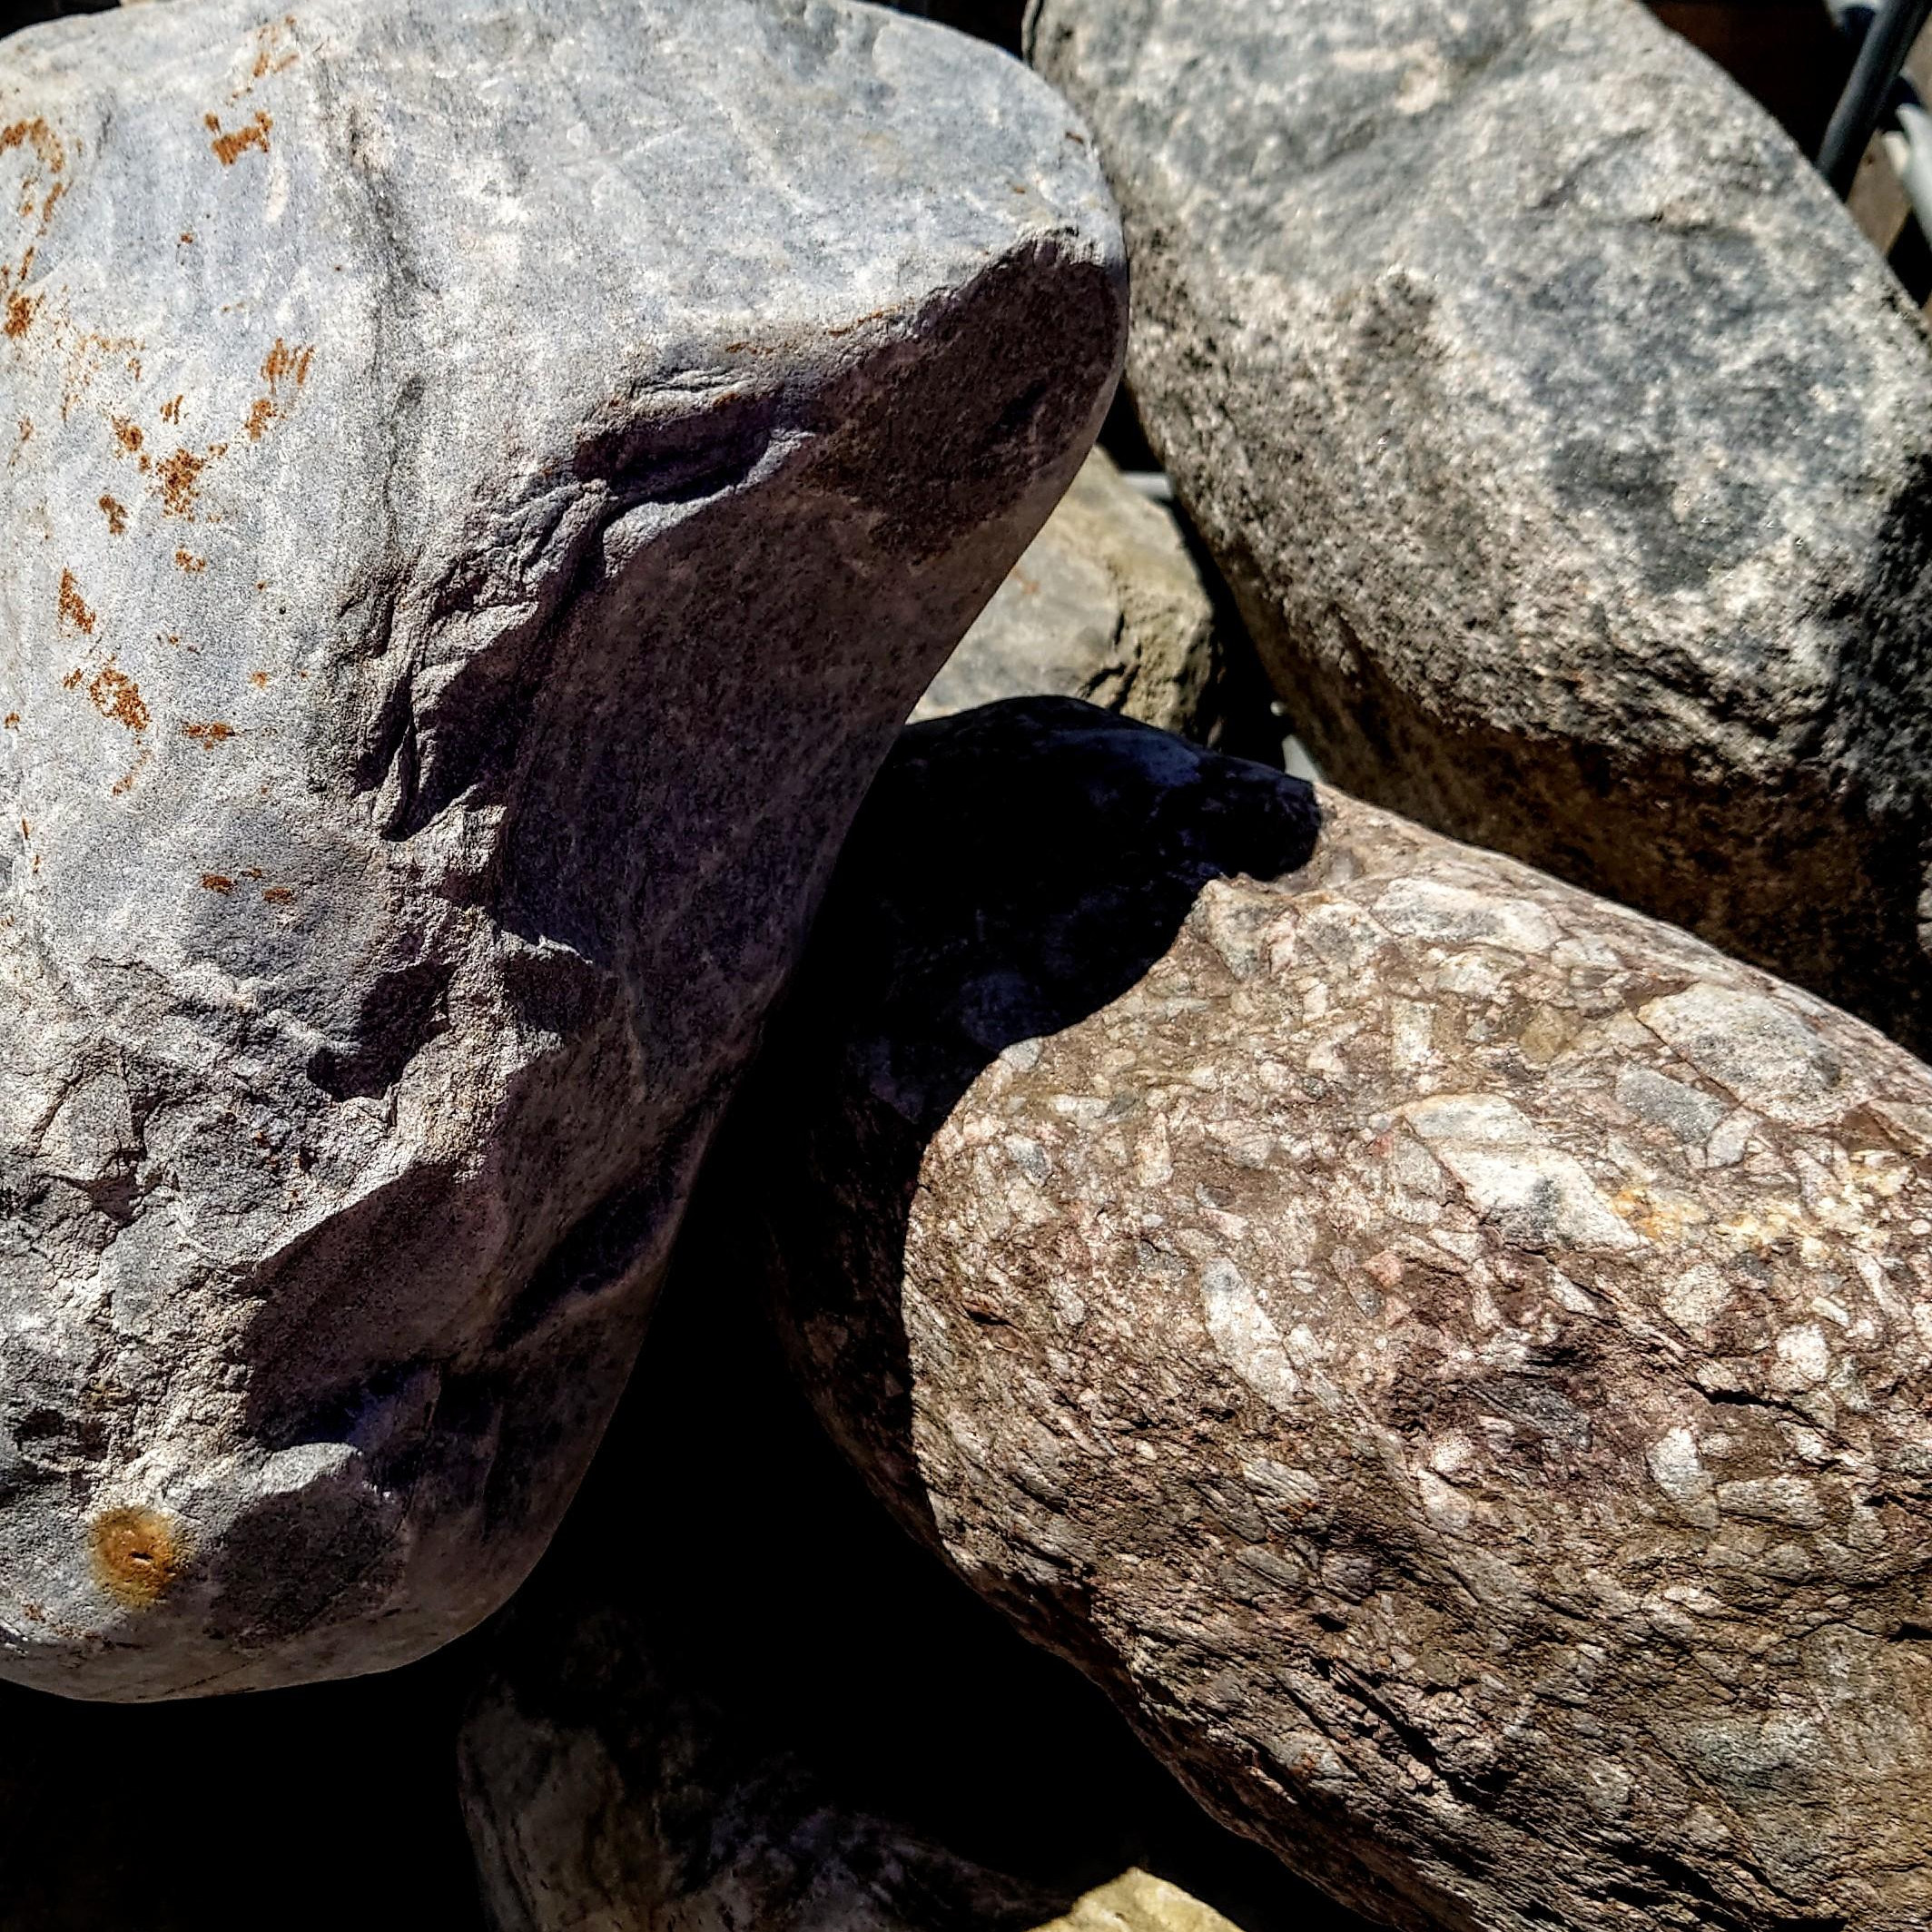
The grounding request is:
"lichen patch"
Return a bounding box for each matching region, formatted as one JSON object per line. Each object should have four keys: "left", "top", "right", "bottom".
{"left": 90, "top": 1506, "right": 183, "bottom": 1610}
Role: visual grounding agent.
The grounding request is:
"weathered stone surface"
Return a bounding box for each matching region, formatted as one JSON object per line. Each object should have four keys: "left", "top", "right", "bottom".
{"left": 750, "top": 697, "right": 1932, "bottom": 1932}
{"left": 914, "top": 448, "right": 1229, "bottom": 746}
{"left": 0, "top": 0, "right": 1123, "bottom": 1699}
{"left": 1028, "top": 0, "right": 1932, "bottom": 1054}
{"left": 458, "top": 1209, "right": 1366, "bottom": 1932}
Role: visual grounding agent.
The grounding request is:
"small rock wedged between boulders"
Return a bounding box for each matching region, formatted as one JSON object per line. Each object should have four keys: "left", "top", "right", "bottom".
{"left": 0, "top": 0, "right": 1123, "bottom": 1700}
{"left": 746, "top": 696, "right": 1932, "bottom": 1932}
{"left": 915, "top": 447, "right": 1262, "bottom": 752}
{"left": 458, "top": 1210, "right": 1366, "bottom": 1932}
{"left": 1028, "top": 0, "right": 1932, "bottom": 1055}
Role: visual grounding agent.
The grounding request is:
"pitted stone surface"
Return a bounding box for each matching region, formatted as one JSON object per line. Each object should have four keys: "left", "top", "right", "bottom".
{"left": 1028, "top": 0, "right": 1932, "bottom": 1054}
{"left": 751, "top": 698, "right": 1932, "bottom": 1932}
{"left": 0, "top": 0, "right": 1123, "bottom": 1699}
{"left": 915, "top": 447, "right": 1228, "bottom": 745}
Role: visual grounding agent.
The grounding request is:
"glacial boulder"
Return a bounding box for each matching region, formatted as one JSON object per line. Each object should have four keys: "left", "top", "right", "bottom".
{"left": 1028, "top": 0, "right": 1932, "bottom": 1053}
{"left": 0, "top": 0, "right": 1123, "bottom": 1697}
{"left": 753, "top": 698, "right": 1932, "bottom": 1932}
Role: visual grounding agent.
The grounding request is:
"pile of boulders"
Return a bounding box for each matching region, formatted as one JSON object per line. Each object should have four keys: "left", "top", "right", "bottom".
{"left": 3, "top": 0, "right": 1930, "bottom": 1927}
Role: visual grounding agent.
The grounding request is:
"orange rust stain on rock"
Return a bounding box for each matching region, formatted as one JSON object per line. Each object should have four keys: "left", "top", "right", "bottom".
{"left": 199, "top": 872, "right": 233, "bottom": 892}
{"left": 205, "top": 110, "right": 271, "bottom": 166}
{"left": 261, "top": 338, "right": 312, "bottom": 389}
{"left": 261, "top": 883, "right": 294, "bottom": 904}
{"left": 244, "top": 396, "right": 274, "bottom": 440}
{"left": 2, "top": 713, "right": 16, "bottom": 728}
{"left": 56, "top": 568, "right": 96, "bottom": 635}
{"left": 0, "top": 118, "right": 64, "bottom": 175}
{"left": 110, "top": 417, "right": 143, "bottom": 457}
{"left": 111, "top": 746, "right": 149, "bottom": 796}
{"left": 90, "top": 1507, "right": 182, "bottom": 1610}
{"left": 86, "top": 665, "right": 148, "bottom": 734}
{"left": 173, "top": 549, "right": 206, "bottom": 574}
{"left": 156, "top": 446, "right": 205, "bottom": 517}
{"left": 4, "top": 291, "right": 35, "bottom": 340}
{"left": 248, "top": 670, "right": 269, "bottom": 688}
{"left": 179, "top": 232, "right": 194, "bottom": 246}
{"left": 97, "top": 493, "right": 126, "bottom": 535}
{"left": 181, "top": 720, "right": 234, "bottom": 747}
{"left": 160, "top": 394, "right": 183, "bottom": 425}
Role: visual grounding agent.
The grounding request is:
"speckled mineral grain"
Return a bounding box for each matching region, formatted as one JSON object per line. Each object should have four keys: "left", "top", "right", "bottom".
{"left": 1028, "top": 0, "right": 1932, "bottom": 1055}
{"left": 752, "top": 698, "right": 1932, "bottom": 1932}
{"left": 0, "top": 0, "right": 1123, "bottom": 1698}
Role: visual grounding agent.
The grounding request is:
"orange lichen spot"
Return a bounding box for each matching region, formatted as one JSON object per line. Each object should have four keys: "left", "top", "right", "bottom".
{"left": 248, "top": 670, "right": 269, "bottom": 688}
{"left": 4, "top": 291, "right": 35, "bottom": 340}
{"left": 90, "top": 1506, "right": 182, "bottom": 1610}
{"left": 160, "top": 394, "right": 183, "bottom": 425}
{"left": 110, "top": 417, "right": 143, "bottom": 457}
{"left": 249, "top": 16, "right": 301, "bottom": 82}
{"left": 261, "top": 338, "right": 312, "bottom": 389}
{"left": 261, "top": 884, "right": 294, "bottom": 904}
{"left": 86, "top": 665, "right": 148, "bottom": 734}
{"left": 245, "top": 396, "right": 274, "bottom": 440}
{"left": 199, "top": 872, "right": 233, "bottom": 892}
{"left": 96, "top": 493, "right": 126, "bottom": 535}
{"left": 61, "top": 668, "right": 81, "bottom": 691}
{"left": 156, "top": 446, "right": 204, "bottom": 518}
{"left": 206, "top": 110, "right": 271, "bottom": 166}
{"left": 178, "top": 232, "right": 194, "bottom": 246}
{"left": 181, "top": 720, "right": 234, "bottom": 747}
{"left": 0, "top": 117, "right": 64, "bottom": 177}
{"left": 2, "top": 714, "right": 16, "bottom": 729}
{"left": 56, "top": 568, "right": 96, "bottom": 635}
{"left": 173, "top": 549, "right": 206, "bottom": 574}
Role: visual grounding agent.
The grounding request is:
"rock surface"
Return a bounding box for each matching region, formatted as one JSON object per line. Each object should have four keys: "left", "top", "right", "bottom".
{"left": 0, "top": 0, "right": 1123, "bottom": 1699}
{"left": 458, "top": 1190, "right": 1367, "bottom": 1932}
{"left": 749, "top": 697, "right": 1932, "bottom": 1932}
{"left": 1028, "top": 0, "right": 1932, "bottom": 1055}
{"left": 914, "top": 448, "right": 1228, "bottom": 744}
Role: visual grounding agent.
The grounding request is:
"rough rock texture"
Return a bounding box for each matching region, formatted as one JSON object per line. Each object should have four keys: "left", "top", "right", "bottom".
{"left": 458, "top": 1200, "right": 1367, "bottom": 1932}
{"left": 0, "top": 0, "right": 1123, "bottom": 1699}
{"left": 914, "top": 448, "right": 1227, "bottom": 745}
{"left": 1027, "top": 0, "right": 1932, "bottom": 1055}
{"left": 751, "top": 697, "right": 1932, "bottom": 1932}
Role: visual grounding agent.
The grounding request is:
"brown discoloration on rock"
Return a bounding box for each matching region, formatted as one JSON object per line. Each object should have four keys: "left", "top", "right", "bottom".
{"left": 181, "top": 721, "right": 234, "bottom": 747}
{"left": 204, "top": 110, "right": 272, "bottom": 167}
{"left": 261, "top": 884, "right": 294, "bottom": 904}
{"left": 756, "top": 703, "right": 1932, "bottom": 1932}
{"left": 96, "top": 493, "right": 126, "bottom": 535}
{"left": 200, "top": 872, "right": 233, "bottom": 893}
{"left": 89, "top": 1508, "right": 183, "bottom": 1610}
{"left": 173, "top": 549, "right": 206, "bottom": 574}
{"left": 0, "top": 118, "right": 65, "bottom": 178}
{"left": 160, "top": 394, "right": 183, "bottom": 425}
{"left": 155, "top": 447, "right": 205, "bottom": 518}
{"left": 3, "top": 292, "right": 34, "bottom": 340}
{"left": 244, "top": 397, "right": 274, "bottom": 441}
{"left": 56, "top": 568, "right": 95, "bottom": 635}
{"left": 84, "top": 666, "right": 148, "bottom": 734}
{"left": 245, "top": 339, "right": 314, "bottom": 440}
{"left": 248, "top": 671, "right": 270, "bottom": 688}
{"left": 110, "top": 417, "right": 143, "bottom": 458}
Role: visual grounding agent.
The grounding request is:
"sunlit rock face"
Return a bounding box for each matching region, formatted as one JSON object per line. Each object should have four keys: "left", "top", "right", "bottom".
{"left": 0, "top": 0, "right": 1123, "bottom": 1700}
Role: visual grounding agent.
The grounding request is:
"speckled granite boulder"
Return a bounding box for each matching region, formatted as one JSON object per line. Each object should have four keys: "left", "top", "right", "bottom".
{"left": 1028, "top": 0, "right": 1932, "bottom": 1054}
{"left": 914, "top": 448, "right": 1227, "bottom": 744}
{"left": 0, "top": 0, "right": 1123, "bottom": 1700}
{"left": 750, "top": 698, "right": 1932, "bottom": 1932}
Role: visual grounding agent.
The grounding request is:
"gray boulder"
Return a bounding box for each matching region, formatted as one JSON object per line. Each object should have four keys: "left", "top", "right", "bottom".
{"left": 749, "top": 698, "right": 1932, "bottom": 1932}
{"left": 1028, "top": 0, "right": 1932, "bottom": 1055}
{"left": 0, "top": 0, "right": 1123, "bottom": 1699}
{"left": 914, "top": 448, "right": 1231, "bottom": 745}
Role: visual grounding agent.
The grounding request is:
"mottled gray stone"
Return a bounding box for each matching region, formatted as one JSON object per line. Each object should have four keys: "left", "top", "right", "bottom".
{"left": 914, "top": 448, "right": 1227, "bottom": 744}
{"left": 1028, "top": 0, "right": 1932, "bottom": 1054}
{"left": 748, "top": 697, "right": 1932, "bottom": 1932}
{"left": 0, "top": 0, "right": 1123, "bottom": 1699}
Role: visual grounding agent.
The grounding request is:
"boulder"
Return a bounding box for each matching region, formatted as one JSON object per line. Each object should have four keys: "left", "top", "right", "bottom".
{"left": 0, "top": 0, "right": 1123, "bottom": 1699}
{"left": 914, "top": 448, "right": 1234, "bottom": 746}
{"left": 1027, "top": 0, "right": 1932, "bottom": 1055}
{"left": 458, "top": 1201, "right": 1366, "bottom": 1932}
{"left": 749, "top": 697, "right": 1932, "bottom": 1932}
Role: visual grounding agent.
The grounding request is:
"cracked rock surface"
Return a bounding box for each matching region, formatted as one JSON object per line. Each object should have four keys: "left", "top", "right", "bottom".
{"left": 1028, "top": 0, "right": 1932, "bottom": 1055}
{"left": 0, "top": 0, "right": 1123, "bottom": 1699}
{"left": 750, "top": 697, "right": 1932, "bottom": 1932}
{"left": 914, "top": 447, "right": 1233, "bottom": 747}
